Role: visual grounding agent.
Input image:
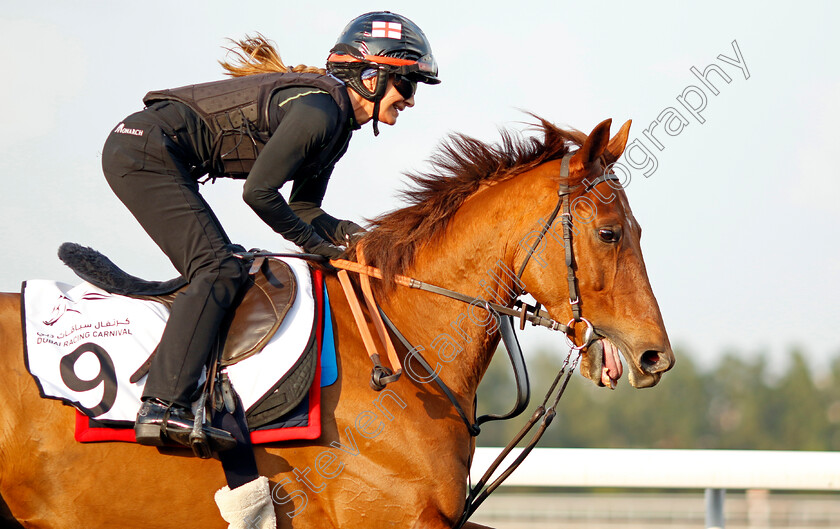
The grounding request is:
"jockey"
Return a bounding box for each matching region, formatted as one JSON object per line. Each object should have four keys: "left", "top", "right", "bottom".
{"left": 99, "top": 11, "right": 440, "bottom": 452}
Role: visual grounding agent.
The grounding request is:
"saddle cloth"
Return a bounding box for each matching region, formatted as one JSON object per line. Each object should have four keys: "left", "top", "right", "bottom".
{"left": 22, "top": 258, "right": 337, "bottom": 441}
{"left": 74, "top": 269, "right": 338, "bottom": 445}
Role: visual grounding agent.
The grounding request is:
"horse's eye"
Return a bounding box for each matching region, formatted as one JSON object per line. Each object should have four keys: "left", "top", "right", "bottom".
{"left": 598, "top": 228, "right": 620, "bottom": 243}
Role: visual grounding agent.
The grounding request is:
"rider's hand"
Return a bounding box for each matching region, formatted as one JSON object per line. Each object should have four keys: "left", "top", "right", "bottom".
{"left": 335, "top": 220, "right": 366, "bottom": 245}
{"left": 301, "top": 233, "right": 344, "bottom": 259}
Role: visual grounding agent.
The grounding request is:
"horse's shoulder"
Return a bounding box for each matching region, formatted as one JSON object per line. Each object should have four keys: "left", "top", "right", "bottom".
{"left": 0, "top": 293, "right": 21, "bottom": 327}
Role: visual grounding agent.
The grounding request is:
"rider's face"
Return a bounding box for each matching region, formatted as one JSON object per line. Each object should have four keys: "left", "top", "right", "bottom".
{"left": 353, "top": 75, "right": 416, "bottom": 127}
{"left": 376, "top": 76, "right": 415, "bottom": 126}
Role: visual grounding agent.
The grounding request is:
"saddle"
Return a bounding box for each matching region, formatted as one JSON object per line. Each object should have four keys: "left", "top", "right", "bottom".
{"left": 136, "top": 256, "right": 296, "bottom": 368}
{"left": 57, "top": 242, "right": 317, "bottom": 426}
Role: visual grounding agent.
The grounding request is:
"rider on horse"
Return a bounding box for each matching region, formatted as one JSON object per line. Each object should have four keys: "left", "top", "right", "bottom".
{"left": 99, "top": 11, "right": 440, "bottom": 451}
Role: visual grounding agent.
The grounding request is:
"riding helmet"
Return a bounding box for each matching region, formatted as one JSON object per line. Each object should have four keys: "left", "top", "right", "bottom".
{"left": 327, "top": 11, "right": 439, "bottom": 134}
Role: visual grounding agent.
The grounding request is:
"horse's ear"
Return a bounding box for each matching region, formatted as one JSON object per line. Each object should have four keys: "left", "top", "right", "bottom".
{"left": 572, "top": 118, "right": 612, "bottom": 170}
{"left": 603, "top": 119, "right": 632, "bottom": 165}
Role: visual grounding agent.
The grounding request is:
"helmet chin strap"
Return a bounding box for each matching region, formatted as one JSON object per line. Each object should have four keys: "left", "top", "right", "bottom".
{"left": 372, "top": 99, "right": 382, "bottom": 136}
{"left": 368, "top": 68, "right": 389, "bottom": 137}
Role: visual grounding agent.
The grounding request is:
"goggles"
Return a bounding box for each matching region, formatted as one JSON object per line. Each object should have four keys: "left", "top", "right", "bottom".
{"left": 392, "top": 74, "right": 417, "bottom": 100}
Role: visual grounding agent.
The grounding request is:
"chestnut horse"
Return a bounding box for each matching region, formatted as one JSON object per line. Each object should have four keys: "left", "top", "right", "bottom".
{"left": 0, "top": 118, "right": 673, "bottom": 529}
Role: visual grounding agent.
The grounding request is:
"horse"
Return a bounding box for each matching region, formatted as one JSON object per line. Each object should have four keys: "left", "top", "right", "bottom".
{"left": 0, "top": 117, "right": 673, "bottom": 529}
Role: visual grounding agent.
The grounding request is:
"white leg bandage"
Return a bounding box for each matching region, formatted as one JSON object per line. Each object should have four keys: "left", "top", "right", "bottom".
{"left": 214, "top": 476, "right": 277, "bottom": 529}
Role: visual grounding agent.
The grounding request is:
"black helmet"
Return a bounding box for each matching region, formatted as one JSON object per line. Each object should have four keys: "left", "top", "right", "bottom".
{"left": 327, "top": 11, "right": 439, "bottom": 135}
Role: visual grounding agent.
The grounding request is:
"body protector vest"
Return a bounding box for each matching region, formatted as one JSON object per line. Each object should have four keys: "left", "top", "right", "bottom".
{"left": 143, "top": 72, "right": 354, "bottom": 178}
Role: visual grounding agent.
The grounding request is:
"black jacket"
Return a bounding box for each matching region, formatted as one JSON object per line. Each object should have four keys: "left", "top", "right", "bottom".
{"left": 144, "top": 73, "right": 360, "bottom": 246}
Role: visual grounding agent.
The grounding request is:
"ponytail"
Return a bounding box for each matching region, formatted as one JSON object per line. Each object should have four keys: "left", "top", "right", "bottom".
{"left": 219, "top": 34, "right": 326, "bottom": 77}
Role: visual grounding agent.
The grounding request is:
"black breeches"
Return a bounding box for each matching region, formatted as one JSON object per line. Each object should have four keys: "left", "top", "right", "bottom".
{"left": 102, "top": 111, "right": 248, "bottom": 407}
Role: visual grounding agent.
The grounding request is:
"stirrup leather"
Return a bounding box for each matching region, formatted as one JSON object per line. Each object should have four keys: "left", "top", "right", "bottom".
{"left": 335, "top": 243, "right": 402, "bottom": 391}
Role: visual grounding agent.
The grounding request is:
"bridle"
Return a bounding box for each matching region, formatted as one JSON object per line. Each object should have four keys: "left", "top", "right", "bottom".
{"left": 451, "top": 152, "right": 620, "bottom": 527}
{"left": 514, "top": 152, "right": 619, "bottom": 349}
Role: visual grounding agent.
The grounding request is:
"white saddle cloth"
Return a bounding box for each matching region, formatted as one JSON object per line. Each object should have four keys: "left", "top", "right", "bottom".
{"left": 22, "top": 257, "right": 314, "bottom": 423}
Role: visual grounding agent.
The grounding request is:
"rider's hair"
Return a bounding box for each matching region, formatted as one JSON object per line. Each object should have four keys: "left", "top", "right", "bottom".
{"left": 220, "top": 34, "right": 326, "bottom": 77}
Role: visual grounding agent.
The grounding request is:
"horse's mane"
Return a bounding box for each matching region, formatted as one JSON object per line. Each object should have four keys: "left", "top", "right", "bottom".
{"left": 351, "top": 117, "right": 586, "bottom": 289}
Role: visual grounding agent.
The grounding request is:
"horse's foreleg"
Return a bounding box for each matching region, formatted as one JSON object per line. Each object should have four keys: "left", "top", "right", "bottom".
{"left": 460, "top": 523, "right": 495, "bottom": 529}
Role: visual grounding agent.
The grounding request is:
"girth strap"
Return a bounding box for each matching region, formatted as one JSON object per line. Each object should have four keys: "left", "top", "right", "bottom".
{"left": 356, "top": 245, "right": 401, "bottom": 377}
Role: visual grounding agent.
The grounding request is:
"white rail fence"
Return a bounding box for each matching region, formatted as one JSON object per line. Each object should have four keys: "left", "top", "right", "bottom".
{"left": 473, "top": 448, "right": 840, "bottom": 528}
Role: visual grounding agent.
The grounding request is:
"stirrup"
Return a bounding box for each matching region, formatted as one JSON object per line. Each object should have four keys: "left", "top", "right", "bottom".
{"left": 190, "top": 429, "right": 212, "bottom": 459}
{"left": 191, "top": 394, "right": 211, "bottom": 458}
{"left": 189, "top": 393, "right": 236, "bottom": 458}
{"left": 174, "top": 421, "right": 236, "bottom": 457}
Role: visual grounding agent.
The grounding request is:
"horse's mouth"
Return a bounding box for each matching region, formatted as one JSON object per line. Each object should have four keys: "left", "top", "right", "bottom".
{"left": 579, "top": 336, "right": 667, "bottom": 389}
{"left": 579, "top": 338, "right": 623, "bottom": 389}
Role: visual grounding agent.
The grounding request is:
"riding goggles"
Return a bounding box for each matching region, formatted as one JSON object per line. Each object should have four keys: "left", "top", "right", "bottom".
{"left": 392, "top": 74, "right": 417, "bottom": 100}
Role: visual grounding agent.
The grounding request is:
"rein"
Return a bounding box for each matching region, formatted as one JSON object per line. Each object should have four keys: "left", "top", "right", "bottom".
{"left": 331, "top": 248, "right": 566, "bottom": 437}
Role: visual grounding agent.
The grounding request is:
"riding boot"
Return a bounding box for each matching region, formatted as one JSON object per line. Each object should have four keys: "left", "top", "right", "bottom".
{"left": 135, "top": 398, "right": 236, "bottom": 453}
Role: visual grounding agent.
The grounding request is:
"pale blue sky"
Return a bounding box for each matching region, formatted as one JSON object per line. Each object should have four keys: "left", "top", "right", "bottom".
{"left": 2, "top": 1, "right": 838, "bottom": 371}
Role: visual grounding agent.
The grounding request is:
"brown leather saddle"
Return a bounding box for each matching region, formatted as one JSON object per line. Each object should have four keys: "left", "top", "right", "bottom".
{"left": 134, "top": 257, "right": 297, "bottom": 368}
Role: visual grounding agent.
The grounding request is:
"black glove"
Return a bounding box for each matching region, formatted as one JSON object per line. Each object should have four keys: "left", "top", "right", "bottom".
{"left": 335, "top": 220, "right": 366, "bottom": 245}
{"left": 301, "top": 233, "right": 344, "bottom": 259}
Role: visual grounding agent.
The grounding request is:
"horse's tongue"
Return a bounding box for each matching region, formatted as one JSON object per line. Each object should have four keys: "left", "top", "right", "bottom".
{"left": 599, "top": 339, "right": 623, "bottom": 389}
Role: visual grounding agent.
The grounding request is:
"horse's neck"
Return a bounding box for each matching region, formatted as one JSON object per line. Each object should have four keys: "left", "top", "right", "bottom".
{"left": 380, "top": 190, "right": 527, "bottom": 397}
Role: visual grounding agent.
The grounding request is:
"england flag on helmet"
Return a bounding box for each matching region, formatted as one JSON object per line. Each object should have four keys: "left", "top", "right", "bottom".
{"left": 372, "top": 21, "right": 402, "bottom": 39}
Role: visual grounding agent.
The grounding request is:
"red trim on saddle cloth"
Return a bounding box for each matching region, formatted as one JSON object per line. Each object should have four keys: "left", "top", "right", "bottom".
{"left": 74, "top": 268, "right": 325, "bottom": 445}
{"left": 74, "top": 410, "right": 136, "bottom": 442}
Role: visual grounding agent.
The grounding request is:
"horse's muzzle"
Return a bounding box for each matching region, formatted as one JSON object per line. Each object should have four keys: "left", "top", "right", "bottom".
{"left": 628, "top": 347, "right": 675, "bottom": 388}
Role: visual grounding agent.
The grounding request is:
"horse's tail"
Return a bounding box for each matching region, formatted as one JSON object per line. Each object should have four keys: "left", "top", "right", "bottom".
{"left": 57, "top": 242, "right": 186, "bottom": 296}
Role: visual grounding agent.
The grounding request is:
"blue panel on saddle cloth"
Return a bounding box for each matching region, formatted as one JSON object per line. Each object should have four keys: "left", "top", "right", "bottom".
{"left": 320, "top": 283, "right": 338, "bottom": 387}
{"left": 259, "top": 284, "right": 337, "bottom": 431}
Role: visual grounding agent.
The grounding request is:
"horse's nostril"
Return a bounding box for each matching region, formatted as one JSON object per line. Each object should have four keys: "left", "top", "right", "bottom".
{"left": 641, "top": 350, "right": 661, "bottom": 370}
